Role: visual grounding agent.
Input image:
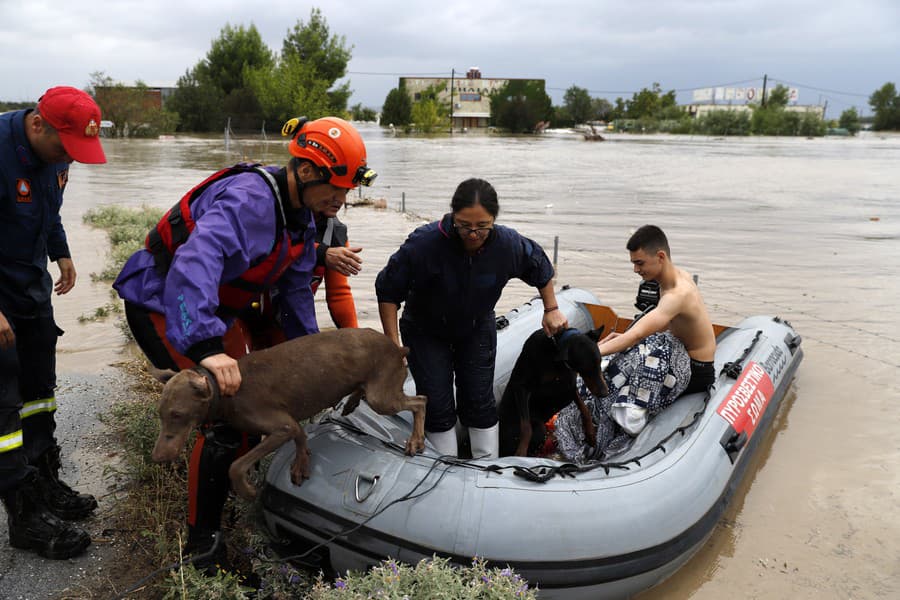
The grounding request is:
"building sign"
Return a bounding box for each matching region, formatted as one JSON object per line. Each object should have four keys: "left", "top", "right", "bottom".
{"left": 692, "top": 87, "right": 799, "bottom": 104}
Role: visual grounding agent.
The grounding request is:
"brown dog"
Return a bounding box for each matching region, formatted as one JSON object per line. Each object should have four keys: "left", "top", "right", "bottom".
{"left": 150, "top": 328, "right": 427, "bottom": 499}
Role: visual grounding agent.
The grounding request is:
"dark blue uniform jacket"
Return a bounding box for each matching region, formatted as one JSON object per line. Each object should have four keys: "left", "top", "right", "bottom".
{"left": 376, "top": 213, "right": 554, "bottom": 337}
{"left": 0, "top": 110, "right": 70, "bottom": 319}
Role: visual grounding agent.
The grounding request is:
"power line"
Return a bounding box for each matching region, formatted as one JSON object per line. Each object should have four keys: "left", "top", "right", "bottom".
{"left": 767, "top": 76, "right": 872, "bottom": 98}
{"left": 346, "top": 71, "right": 450, "bottom": 76}
{"left": 545, "top": 76, "right": 766, "bottom": 97}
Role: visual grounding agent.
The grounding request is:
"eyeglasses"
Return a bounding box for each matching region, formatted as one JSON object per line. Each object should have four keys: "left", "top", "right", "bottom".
{"left": 454, "top": 223, "right": 493, "bottom": 238}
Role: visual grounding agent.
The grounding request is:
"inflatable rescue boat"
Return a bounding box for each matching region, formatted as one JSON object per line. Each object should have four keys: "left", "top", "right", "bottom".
{"left": 260, "top": 287, "right": 803, "bottom": 598}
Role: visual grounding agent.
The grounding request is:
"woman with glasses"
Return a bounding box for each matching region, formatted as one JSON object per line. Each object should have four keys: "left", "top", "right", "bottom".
{"left": 376, "top": 178, "right": 567, "bottom": 458}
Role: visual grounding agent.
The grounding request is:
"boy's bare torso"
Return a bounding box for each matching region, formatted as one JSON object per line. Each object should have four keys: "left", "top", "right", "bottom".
{"left": 665, "top": 268, "right": 717, "bottom": 362}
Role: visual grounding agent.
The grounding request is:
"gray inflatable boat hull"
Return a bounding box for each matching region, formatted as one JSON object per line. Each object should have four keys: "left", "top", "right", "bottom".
{"left": 260, "top": 287, "right": 803, "bottom": 598}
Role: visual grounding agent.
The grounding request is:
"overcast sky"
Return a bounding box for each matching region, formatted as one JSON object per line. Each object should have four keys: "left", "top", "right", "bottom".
{"left": 2, "top": 0, "right": 897, "bottom": 116}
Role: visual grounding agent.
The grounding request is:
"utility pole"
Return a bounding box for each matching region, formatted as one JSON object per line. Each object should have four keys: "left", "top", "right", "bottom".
{"left": 761, "top": 74, "right": 768, "bottom": 108}
{"left": 449, "top": 68, "right": 455, "bottom": 134}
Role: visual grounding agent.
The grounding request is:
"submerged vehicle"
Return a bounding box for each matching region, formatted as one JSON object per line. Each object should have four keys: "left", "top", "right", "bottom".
{"left": 260, "top": 287, "right": 803, "bottom": 598}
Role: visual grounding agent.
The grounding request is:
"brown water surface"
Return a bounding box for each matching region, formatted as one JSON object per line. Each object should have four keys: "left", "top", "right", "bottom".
{"left": 55, "top": 126, "right": 900, "bottom": 598}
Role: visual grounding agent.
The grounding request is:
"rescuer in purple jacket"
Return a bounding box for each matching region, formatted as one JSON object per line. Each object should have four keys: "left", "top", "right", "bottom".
{"left": 113, "top": 116, "right": 376, "bottom": 568}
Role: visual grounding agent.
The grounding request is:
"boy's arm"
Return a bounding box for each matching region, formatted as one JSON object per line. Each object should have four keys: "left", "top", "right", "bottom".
{"left": 598, "top": 292, "right": 682, "bottom": 355}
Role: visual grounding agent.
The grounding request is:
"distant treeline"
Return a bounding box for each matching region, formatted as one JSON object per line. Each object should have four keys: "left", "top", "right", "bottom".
{"left": 0, "top": 101, "right": 36, "bottom": 112}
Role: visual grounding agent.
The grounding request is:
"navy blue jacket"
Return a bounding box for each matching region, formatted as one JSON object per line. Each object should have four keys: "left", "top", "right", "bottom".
{"left": 376, "top": 213, "right": 554, "bottom": 337}
{"left": 0, "top": 110, "right": 71, "bottom": 318}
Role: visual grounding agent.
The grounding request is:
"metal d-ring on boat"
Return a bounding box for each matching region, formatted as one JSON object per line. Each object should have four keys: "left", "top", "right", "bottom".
{"left": 260, "top": 287, "right": 803, "bottom": 599}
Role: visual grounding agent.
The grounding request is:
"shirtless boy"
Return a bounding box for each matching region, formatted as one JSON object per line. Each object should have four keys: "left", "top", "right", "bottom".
{"left": 598, "top": 225, "right": 716, "bottom": 394}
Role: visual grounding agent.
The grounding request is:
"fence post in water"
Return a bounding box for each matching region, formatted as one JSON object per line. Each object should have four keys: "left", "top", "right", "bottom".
{"left": 401, "top": 192, "right": 406, "bottom": 213}
{"left": 224, "top": 117, "right": 231, "bottom": 152}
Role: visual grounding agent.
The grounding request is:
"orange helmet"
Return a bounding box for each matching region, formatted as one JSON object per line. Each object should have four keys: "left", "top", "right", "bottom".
{"left": 282, "top": 116, "right": 376, "bottom": 189}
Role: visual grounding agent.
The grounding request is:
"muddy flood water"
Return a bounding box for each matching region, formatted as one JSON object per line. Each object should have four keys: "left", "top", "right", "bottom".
{"left": 51, "top": 124, "right": 899, "bottom": 598}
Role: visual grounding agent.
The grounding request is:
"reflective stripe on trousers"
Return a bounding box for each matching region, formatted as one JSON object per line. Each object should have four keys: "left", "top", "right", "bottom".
{"left": 0, "top": 429, "right": 23, "bottom": 452}
{"left": 20, "top": 397, "right": 57, "bottom": 419}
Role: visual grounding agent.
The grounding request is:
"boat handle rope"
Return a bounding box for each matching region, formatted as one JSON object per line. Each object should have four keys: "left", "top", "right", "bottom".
{"left": 322, "top": 367, "right": 723, "bottom": 484}
{"left": 721, "top": 329, "right": 762, "bottom": 379}
{"left": 259, "top": 447, "right": 456, "bottom": 567}
{"left": 511, "top": 463, "right": 579, "bottom": 483}
{"left": 322, "top": 416, "right": 633, "bottom": 480}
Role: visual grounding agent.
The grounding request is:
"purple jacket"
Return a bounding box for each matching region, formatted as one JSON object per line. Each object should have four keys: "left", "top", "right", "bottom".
{"left": 113, "top": 166, "right": 318, "bottom": 356}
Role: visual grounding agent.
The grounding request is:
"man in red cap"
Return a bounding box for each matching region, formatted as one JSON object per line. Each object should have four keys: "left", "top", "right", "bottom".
{"left": 0, "top": 86, "right": 106, "bottom": 559}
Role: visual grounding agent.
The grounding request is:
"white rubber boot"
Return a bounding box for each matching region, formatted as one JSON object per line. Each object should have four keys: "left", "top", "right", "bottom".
{"left": 426, "top": 428, "right": 458, "bottom": 457}
{"left": 468, "top": 423, "right": 499, "bottom": 459}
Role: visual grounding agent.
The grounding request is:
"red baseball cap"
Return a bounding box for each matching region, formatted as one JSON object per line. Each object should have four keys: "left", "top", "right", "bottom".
{"left": 37, "top": 86, "right": 107, "bottom": 164}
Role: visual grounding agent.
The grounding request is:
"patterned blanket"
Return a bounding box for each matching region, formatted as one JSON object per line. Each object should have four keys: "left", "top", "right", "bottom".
{"left": 554, "top": 332, "right": 690, "bottom": 463}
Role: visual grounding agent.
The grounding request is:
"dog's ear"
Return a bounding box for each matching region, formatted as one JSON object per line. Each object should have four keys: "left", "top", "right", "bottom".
{"left": 148, "top": 366, "right": 177, "bottom": 385}
{"left": 187, "top": 370, "right": 212, "bottom": 396}
{"left": 586, "top": 326, "right": 606, "bottom": 343}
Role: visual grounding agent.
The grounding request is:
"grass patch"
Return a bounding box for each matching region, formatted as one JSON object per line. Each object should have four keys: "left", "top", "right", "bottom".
{"left": 82, "top": 205, "right": 163, "bottom": 282}
{"left": 80, "top": 205, "right": 163, "bottom": 323}
{"left": 80, "top": 204, "right": 537, "bottom": 598}
{"left": 90, "top": 358, "right": 539, "bottom": 599}
{"left": 308, "top": 556, "right": 537, "bottom": 599}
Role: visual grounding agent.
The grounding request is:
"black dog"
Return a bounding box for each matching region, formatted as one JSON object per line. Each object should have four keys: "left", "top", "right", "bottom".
{"left": 499, "top": 327, "right": 609, "bottom": 457}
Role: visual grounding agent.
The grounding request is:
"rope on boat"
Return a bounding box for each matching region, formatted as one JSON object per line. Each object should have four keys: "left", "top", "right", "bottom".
{"left": 262, "top": 449, "right": 456, "bottom": 566}
{"left": 310, "top": 330, "right": 758, "bottom": 493}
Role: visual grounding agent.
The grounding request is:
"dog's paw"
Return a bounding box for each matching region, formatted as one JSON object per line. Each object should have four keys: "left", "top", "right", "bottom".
{"left": 291, "top": 454, "right": 312, "bottom": 485}
{"left": 405, "top": 436, "right": 425, "bottom": 455}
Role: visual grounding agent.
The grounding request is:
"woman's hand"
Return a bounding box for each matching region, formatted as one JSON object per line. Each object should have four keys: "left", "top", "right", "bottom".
{"left": 541, "top": 307, "right": 568, "bottom": 337}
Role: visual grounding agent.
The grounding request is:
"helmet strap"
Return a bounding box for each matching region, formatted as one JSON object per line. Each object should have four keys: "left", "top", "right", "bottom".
{"left": 290, "top": 157, "right": 331, "bottom": 208}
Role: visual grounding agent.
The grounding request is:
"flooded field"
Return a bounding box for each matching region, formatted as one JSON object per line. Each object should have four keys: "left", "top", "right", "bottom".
{"left": 52, "top": 126, "right": 900, "bottom": 598}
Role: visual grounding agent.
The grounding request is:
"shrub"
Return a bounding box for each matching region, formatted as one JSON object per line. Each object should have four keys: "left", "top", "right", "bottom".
{"left": 308, "top": 556, "right": 537, "bottom": 599}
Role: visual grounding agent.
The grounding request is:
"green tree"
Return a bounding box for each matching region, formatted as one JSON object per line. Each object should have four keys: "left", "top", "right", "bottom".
{"left": 611, "top": 97, "right": 627, "bottom": 120}
{"left": 411, "top": 99, "right": 446, "bottom": 133}
{"left": 563, "top": 85, "right": 593, "bottom": 124}
{"left": 838, "top": 107, "right": 861, "bottom": 135}
{"left": 196, "top": 24, "right": 273, "bottom": 96}
{"left": 591, "top": 97, "right": 613, "bottom": 121}
{"left": 282, "top": 8, "right": 353, "bottom": 113}
{"left": 623, "top": 83, "right": 677, "bottom": 120}
{"left": 350, "top": 103, "right": 377, "bottom": 122}
{"left": 169, "top": 23, "right": 272, "bottom": 131}
{"left": 245, "top": 53, "right": 331, "bottom": 126}
{"left": 410, "top": 83, "right": 448, "bottom": 132}
{"left": 748, "top": 83, "right": 824, "bottom": 136}
{"left": 868, "top": 82, "right": 900, "bottom": 131}
{"left": 89, "top": 72, "right": 178, "bottom": 137}
{"left": 765, "top": 84, "right": 791, "bottom": 109}
{"left": 490, "top": 79, "right": 553, "bottom": 133}
{"left": 167, "top": 68, "right": 225, "bottom": 131}
{"left": 694, "top": 110, "right": 752, "bottom": 136}
{"left": 381, "top": 86, "right": 412, "bottom": 127}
